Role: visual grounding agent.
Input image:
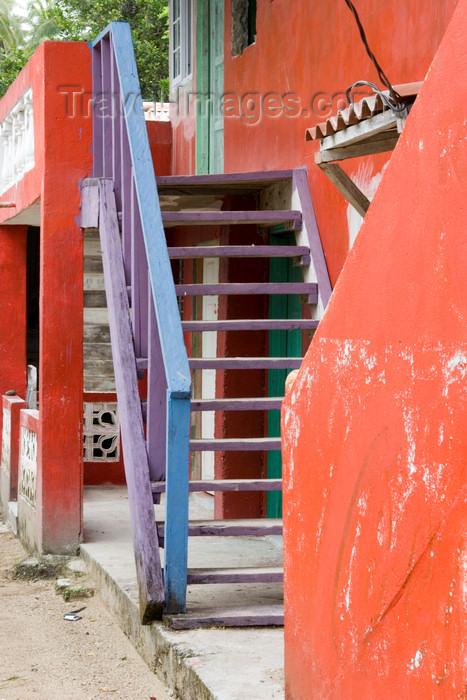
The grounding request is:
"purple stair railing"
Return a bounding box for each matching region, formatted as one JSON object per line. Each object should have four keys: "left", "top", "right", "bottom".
{"left": 88, "top": 22, "right": 192, "bottom": 616}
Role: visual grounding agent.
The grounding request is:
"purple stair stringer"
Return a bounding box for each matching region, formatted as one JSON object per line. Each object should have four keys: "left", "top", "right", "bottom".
{"left": 95, "top": 178, "right": 165, "bottom": 622}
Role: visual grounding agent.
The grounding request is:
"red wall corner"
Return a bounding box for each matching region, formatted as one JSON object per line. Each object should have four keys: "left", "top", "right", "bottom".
{"left": 0, "top": 225, "right": 27, "bottom": 398}
{"left": 37, "top": 41, "right": 92, "bottom": 553}
{"left": 282, "top": 0, "right": 467, "bottom": 696}
{"left": 147, "top": 120, "right": 173, "bottom": 176}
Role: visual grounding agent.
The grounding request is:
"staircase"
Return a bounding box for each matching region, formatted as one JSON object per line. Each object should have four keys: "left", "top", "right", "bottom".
{"left": 83, "top": 228, "right": 114, "bottom": 392}
{"left": 80, "top": 22, "right": 331, "bottom": 627}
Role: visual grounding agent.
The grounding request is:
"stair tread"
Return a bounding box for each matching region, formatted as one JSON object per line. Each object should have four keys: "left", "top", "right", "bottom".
{"left": 188, "top": 357, "right": 303, "bottom": 369}
{"left": 189, "top": 437, "right": 282, "bottom": 451}
{"left": 83, "top": 290, "right": 107, "bottom": 308}
{"left": 163, "top": 603, "right": 284, "bottom": 629}
{"left": 162, "top": 210, "right": 302, "bottom": 228}
{"left": 168, "top": 245, "right": 309, "bottom": 259}
{"left": 182, "top": 319, "right": 319, "bottom": 331}
{"left": 151, "top": 478, "right": 283, "bottom": 493}
{"left": 157, "top": 518, "right": 283, "bottom": 538}
{"left": 157, "top": 170, "right": 295, "bottom": 188}
{"left": 175, "top": 282, "right": 318, "bottom": 298}
{"left": 190, "top": 397, "right": 283, "bottom": 410}
{"left": 187, "top": 567, "right": 283, "bottom": 584}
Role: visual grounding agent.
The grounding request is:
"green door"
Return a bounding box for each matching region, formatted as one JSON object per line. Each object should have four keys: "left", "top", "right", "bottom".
{"left": 196, "top": 0, "right": 224, "bottom": 174}
{"left": 267, "top": 231, "right": 303, "bottom": 518}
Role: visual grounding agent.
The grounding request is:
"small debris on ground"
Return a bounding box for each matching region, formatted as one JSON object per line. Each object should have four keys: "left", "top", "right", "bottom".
{"left": 0, "top": 507, "right": 173, "bottom": 699}
{"left": 61, "top": 584, "right": 94, "bottom": 602}
{"left": 55, "top": 577, "right": 72, "bottom": 589}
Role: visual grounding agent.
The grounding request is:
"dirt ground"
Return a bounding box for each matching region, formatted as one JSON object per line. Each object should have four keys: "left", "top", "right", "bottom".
{"left": 0, "top": 516, "right": 172, "bottom": 700}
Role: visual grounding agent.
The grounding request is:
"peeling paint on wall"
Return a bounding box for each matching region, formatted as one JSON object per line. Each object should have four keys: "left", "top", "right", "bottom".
{"left": 282, "top": 2, "right": 467, "bottom": 696}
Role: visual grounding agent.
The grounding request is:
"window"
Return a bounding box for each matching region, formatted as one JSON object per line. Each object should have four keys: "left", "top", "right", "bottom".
{"left": 170, "top": 0, "right": 192, "bottom": 87}
{"left": 232, "top": 0, "right": 256, "bottom": 57}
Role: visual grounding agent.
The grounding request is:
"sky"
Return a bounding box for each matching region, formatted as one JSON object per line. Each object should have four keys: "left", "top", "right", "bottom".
{"left": 14, "top": 0, "right": 27, "bottom": 17}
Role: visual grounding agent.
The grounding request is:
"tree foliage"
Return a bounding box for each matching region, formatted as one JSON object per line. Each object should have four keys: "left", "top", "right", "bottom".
{"left": 0, "top": 0, "right": 168, "bottom": 99}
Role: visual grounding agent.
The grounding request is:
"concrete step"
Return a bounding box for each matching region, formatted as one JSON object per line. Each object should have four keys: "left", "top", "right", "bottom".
{"left": 84, "top": 258, "right": 104, "bottom": 274}
{"left": 84, "top": 358, "right": 114, "bottom": 374}
{"left": 84, "top": 308, "right": 110, "bottom": 324}
{"left": 84, "top": 290, "right": 107, "bottom": 308}
{"left": 83, "top": 375, "right": 116, "bottom": 392}
{"left": 84, "top": 274, "right": 106, "bottom": 291}
{"left": 84, "top": 342, "right": 113, "bottom": 361}
{"left": 84, "top": 239, "right": 103, "bottom": 258}
{"left": 84, "top": 324, "right": 111, "bottom": 344}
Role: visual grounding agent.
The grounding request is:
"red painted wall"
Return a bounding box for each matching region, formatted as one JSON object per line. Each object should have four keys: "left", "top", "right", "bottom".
{"left": 38, "top": 42, "right": 92, "bottom": 552}
{"left": 222, "top": 0, "right": 459, "bottom": 284}
{"left": 282, "top": 1, "right": 467, "bottom": 695}
{"left": 0, "top": 226, "right": 27, "bottom": 397}
{"left": 0, "top": 42, "right": 92, "bottom": 552}
{"left": 170, "top": 0, "right": 459, "bottom": 283}
{"left": 147, "top": 120, "right": 173, "bottom": 176}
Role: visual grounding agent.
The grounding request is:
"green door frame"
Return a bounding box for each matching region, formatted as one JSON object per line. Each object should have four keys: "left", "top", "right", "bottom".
{"left": 267, "top": 229, "right": 303, "bottom": 518}
{"left": 196, "top": 0, "right": 224, "bottom": 174}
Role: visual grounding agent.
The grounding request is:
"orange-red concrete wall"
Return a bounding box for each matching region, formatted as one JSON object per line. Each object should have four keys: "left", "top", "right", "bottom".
{"left": 172, "top": 0, "right": 459, "bottom": 283}
{"left": 224, "top": 0, "right": 457, "bottom": 285}
{"left": 281, "top": 1, "right": 467, "bottom": 695}
{"left": 37, "top": 42, "right": 92, "bottom": 552}
{"left": 147, "top": 120, "right": 173, "bottom": 176}
{"left": 0, "top": 226, "right": 27, "bottom": 397}
{"left": 223, "top": 0, "right": 459, "bottom": 284}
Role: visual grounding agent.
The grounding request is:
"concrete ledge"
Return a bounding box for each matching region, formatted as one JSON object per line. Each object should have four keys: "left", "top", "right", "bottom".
{"left": 81, "top": 486, "right": 284, "bottom": 699}
{"left": 80, "top": 544, "right": 216, "bottom": 700}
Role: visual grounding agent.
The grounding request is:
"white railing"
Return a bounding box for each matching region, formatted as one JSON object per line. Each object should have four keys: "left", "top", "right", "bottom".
{"left": 0, "top": 87, "right": 35, "bottom": 196}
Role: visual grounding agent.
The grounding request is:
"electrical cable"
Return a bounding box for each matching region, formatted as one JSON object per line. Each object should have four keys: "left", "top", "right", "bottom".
{"left": 343, "top": 0, "right": 406, "bottom": 112}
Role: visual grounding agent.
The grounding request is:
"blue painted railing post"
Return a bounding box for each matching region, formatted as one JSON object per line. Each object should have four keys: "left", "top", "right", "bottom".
{"left": 164, "top": 395, "right": 191, "bottom": 613}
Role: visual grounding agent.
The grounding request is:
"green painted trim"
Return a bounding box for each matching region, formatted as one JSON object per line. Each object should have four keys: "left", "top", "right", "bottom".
{"left": 196, "top": 0, "right": 210, "bottom": 174}
{"left": 267, "top": 230, "right": 302, "bottom": 518}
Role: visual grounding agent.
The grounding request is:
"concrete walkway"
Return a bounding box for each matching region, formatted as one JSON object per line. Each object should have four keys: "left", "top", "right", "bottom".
{"left": 81, "top": 486, "right": 284, "bottom": 699}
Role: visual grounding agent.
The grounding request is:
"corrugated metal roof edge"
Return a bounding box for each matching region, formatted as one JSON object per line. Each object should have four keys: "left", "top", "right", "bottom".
{"left": 306, "top": 82, "right": 423, "bottom": 141}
